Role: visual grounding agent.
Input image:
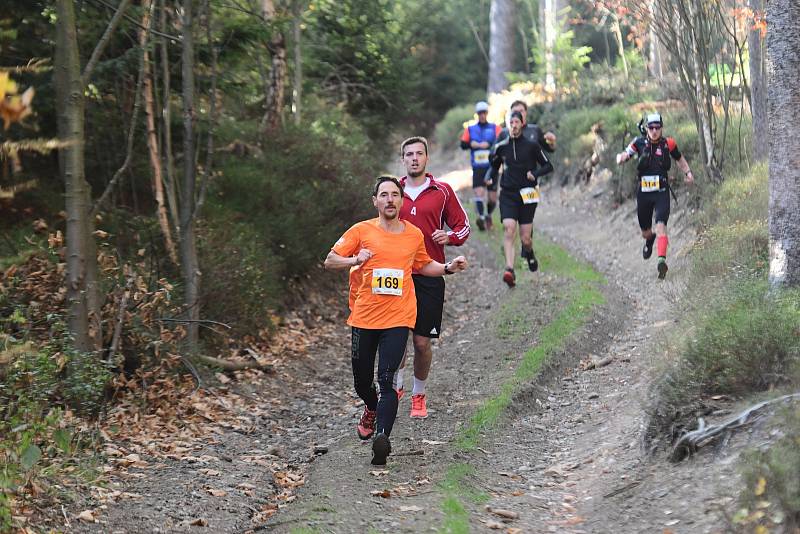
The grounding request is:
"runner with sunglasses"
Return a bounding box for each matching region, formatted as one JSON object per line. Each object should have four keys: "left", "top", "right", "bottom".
{"left": 615, "top": 113, "right": 694, "bottom": 279}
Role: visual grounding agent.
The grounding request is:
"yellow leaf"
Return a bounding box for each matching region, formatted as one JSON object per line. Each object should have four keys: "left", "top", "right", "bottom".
{"left": 754, "top": 526, "right": 769, "bottom": 534}
{"left": 755, "top": 477, "right": 767, "bottom": 496}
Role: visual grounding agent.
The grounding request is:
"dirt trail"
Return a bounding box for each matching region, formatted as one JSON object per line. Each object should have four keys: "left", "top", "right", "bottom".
{"left": 72, "top": 162, "right": 750, "bottom": 533}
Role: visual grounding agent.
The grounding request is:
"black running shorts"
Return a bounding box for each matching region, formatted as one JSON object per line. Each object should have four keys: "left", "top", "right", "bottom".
{"left": 472, "top": 168, "right": 497, "bottom": 191}
{"left": 411, "top": 274, "right": 445, "bottom": 338}
{"left": 636, "top": 188, "right": 670, "bottom": 230}
{"left": 499, "top": 188, "right": 537, "bottom": 225}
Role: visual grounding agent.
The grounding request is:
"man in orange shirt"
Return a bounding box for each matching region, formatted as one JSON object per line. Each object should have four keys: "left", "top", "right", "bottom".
{"left": 325, "top": 176, "right": 468, "bottom": 465}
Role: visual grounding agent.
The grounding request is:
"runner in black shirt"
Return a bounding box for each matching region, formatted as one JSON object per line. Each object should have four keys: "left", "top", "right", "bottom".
{"left": 487, "top": 111, "right": 554, "bottom": 287}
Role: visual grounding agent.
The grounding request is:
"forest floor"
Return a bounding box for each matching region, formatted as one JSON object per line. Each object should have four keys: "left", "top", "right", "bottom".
{"left": 56, "top": 157, "right": 768, "bottom": 533}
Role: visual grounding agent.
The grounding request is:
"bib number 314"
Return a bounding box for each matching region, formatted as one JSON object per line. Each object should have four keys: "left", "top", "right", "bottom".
{"left": 372, "top": 268, "right": 403, "bottom": 296}
{"left": 640, "top": 175, "right": 661, "bottom": 192}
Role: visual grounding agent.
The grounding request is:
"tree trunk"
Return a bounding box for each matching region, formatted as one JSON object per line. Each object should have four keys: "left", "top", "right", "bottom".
{"left": 611, "top": 15, "right": 629, "bottom": 80}
{"left": 767, "top": 0, "right": 800, "bottom": 288}
{"left": 647, "top": 0, "right": 664, "bottom": 79}
{"left": 142, "top": 0, "right": 178, "bottom": 264}
{"left": 487, "top": 0, "right": 515, "bottom": 94}
{"left": 181, "top": 0, "right": 200, "bottom": 345}
{"left": 55, "top": 0, "right": 96, "bottom": 352}
{"left": 260, "top": 0, "right": 287, "bottom": 133}
{"left": 542, "top": 0, "right": 556, "bottom": 92}
{"left": 748, "top": 0, "right": 768, "bottom": 161}
{"left": 292, "top": 1, "right": 302, "bottom": 125}
{"left": 161, "top": 0, "right": 180, "bottom": 236}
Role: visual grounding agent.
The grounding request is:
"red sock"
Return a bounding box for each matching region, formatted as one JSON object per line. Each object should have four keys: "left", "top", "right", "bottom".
{"left": 657, "top": 235, "right": 669, "bottom": 258}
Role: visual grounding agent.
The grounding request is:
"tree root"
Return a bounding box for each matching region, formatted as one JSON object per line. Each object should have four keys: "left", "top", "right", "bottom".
{"left": 670, "top": 392, "right": 800, "bottom": 462}
{"left": 195, "top": 354, "right": 273, "bottom": 373}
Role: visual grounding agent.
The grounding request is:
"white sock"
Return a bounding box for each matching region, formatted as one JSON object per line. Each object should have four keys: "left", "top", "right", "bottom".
{"left": 393, "top": 367, "right": 405, "bottom": 390}
{"left": 412, "top": 377, "right": 426, "bottom": 396}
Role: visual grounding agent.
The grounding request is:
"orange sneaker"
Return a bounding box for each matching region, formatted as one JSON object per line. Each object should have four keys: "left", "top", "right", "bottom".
{"left": 357, "top": 406, "right": 376, "bottom": 440}
{"left": 410, "top": 394, "right": 428, "bottom": 419}
{"left": 396, "top": 387, "right": 405, "bottom": 401}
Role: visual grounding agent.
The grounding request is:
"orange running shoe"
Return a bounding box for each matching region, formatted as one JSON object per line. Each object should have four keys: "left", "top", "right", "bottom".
{"left": 502, "top": 268, "right": 516, "bottom": 288}
{"left": 410, "top": 394, "right": 428, "bottom": 419}
{"left": 396, "top": 387, "right": 405, "bottom": 401}
{"left": 357, "top": 406, "right": 376, "bottom": 440}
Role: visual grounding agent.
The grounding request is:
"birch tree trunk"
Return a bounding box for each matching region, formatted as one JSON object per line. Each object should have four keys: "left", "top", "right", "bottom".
{"left": 748, "top": 0, "right": 768, "bottom": 161}
{"left": 55, "top": 0, "right": 94, "bottom": 352}
{"left": 260, "top": 0, "right": 287, "bottom": 133}
{"left": 542, "top": 0, "right": 556, "bottom": 92}
{"left": 487, "top": 0, "right": 515, "bottom": 94}
{"left": 142, "top": 0, "right": 178, "bottom": 264}
{"left": 180, "top": 0, "right": 201, "bottom": 344}
{"left": 767, "top": 0, "right": 800, "bottom": 287}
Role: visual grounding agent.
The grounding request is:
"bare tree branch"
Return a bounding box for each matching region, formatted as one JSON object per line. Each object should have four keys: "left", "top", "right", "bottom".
{"left": 82, "top": 0, "right": 133, "bottom": 88}
{"left": 91, "top": 6, "right": 152, "bottom": 216}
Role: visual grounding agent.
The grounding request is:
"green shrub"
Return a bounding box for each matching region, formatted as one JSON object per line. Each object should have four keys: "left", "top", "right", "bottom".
{"left": 645, "top": 162, "right": 783, "bottom": 441}
{"left": 691, "top": 163, "right": 768, "bottom": 283}
{"left": 433, "top": 103, "right": 474, "bottom": 150}
{"left": 738, "top": 406, "right": 800, "bottom": 531}
{"left": 202, "top": 110, "right": 381, "bottom": 329}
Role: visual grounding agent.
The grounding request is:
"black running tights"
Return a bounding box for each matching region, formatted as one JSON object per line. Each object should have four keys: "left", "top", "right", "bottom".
{"left": 351, "top": 326, "right": 408, "bottom": 437}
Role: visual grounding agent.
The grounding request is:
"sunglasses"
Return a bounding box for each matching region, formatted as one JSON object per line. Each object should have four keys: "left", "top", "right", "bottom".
{"left": 647, "top": 124, "right": 662, "bottom": 130}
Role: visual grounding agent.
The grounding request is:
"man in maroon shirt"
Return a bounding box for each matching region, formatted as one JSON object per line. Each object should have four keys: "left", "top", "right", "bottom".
{"left": 396, "top": 136, "right": 471, "bottom": 418}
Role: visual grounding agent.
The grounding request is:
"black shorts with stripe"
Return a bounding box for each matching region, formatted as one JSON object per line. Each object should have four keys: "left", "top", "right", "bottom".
{"left": 411, "top": 274, "right": 445, "bottom": 338}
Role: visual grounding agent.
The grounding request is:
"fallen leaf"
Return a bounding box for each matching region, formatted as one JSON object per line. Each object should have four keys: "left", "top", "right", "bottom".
{"left": 487, "top": 507, "right": 518, "bottom": 519}
{"left": 190, "top": 518, "right": 208, "bottom": 526}
{"left": 215, "top": 372, "right": 231, "bottom": 384}
{"left": 421, "top": 439, "right": 445, "bottom": 445}
{"left": 370, "top": 489, "right": 391, "bottom": 498}
{"left": 370, "top": 470, "right": 389, "bottom": 477}
{"left": 206, "top": 488, "right": 227, "bottom": 497}
{"left": 399, "top": 505, "right": 423, "bottom": 512}
{"left": 511, "top": 490, "right": 525, "bottom": 496}
{"left": 199, "top": 469, "right": 221, "bottom": 476}
{"left": 76, "top": 510, "right": 96, "bottom": 522}
{"left": 506, "top": 528, "right": 523, "bottom": 534}
{"left": 755, "top": 477, "right": 766, "bottom": 496}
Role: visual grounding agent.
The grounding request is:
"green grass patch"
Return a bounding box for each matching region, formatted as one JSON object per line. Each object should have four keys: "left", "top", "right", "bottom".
{"left": 436, "top": 235, "right": 605, "bottom": 530}
{"left": 438, "top": 464, "right": 489, "bottom": 534}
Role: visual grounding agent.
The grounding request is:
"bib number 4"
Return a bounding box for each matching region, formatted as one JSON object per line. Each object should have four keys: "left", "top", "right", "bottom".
{"left": 371, "top": 268, "right": 403, "bottom": 296}
{"left": 473, "top": 149, "right": 490, "bottom": 164}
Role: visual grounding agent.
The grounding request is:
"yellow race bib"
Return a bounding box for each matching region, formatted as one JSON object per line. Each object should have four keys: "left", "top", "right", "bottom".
{"left": 640, "top": 175, "right": 661, "bottom": 192}
{"left": 473, "top": 149, "right": 490, "bottom": 164}
{"left": 519, "top": 187, "right": 540, "bottom": 204}
{"left": 371, "top": 268, "right": 403, "bottom": 296}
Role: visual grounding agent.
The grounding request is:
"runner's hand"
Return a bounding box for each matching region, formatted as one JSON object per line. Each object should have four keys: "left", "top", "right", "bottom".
{"left": 432, "top": 230, "right": 450, "bottom": 245}
{"left": 684, "top": 171, "right": 694, "bottom": 185}
{"left": 544, "top": 132, "right": 556, "bottom": 147}
{"left": 526, "top": 171, "right": 537, "bottom": 185}
{"left": 616, "top": 153, "right": 625, "bottom": 165}
{"left": 354, "top": 248, "right": 372, "bottom": 265}
{"left": 448, "top": 256, "right": 468, "bottom": 273}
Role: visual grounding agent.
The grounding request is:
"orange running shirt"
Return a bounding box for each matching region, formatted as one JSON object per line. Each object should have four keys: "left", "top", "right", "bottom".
{"left": 333, "top": 218, "right": 433, "bottom": 329}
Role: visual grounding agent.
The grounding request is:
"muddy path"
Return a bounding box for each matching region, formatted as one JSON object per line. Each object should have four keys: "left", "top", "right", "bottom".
{"left": 69, "top": 164, "right": 747, "bottom": 534}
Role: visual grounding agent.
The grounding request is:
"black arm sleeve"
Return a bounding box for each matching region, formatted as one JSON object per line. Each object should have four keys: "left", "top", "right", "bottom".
{"left": 486, "top": 146, "right": 503, "bottom": 183}
{"left": 531, "top": 144, "right": 554, "bottom": 178}
{"left": 532, "top": 124, "right": 555, "bottom": 153}
{"left": 460, "top": 140, "right": 471, "bottom": 150}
